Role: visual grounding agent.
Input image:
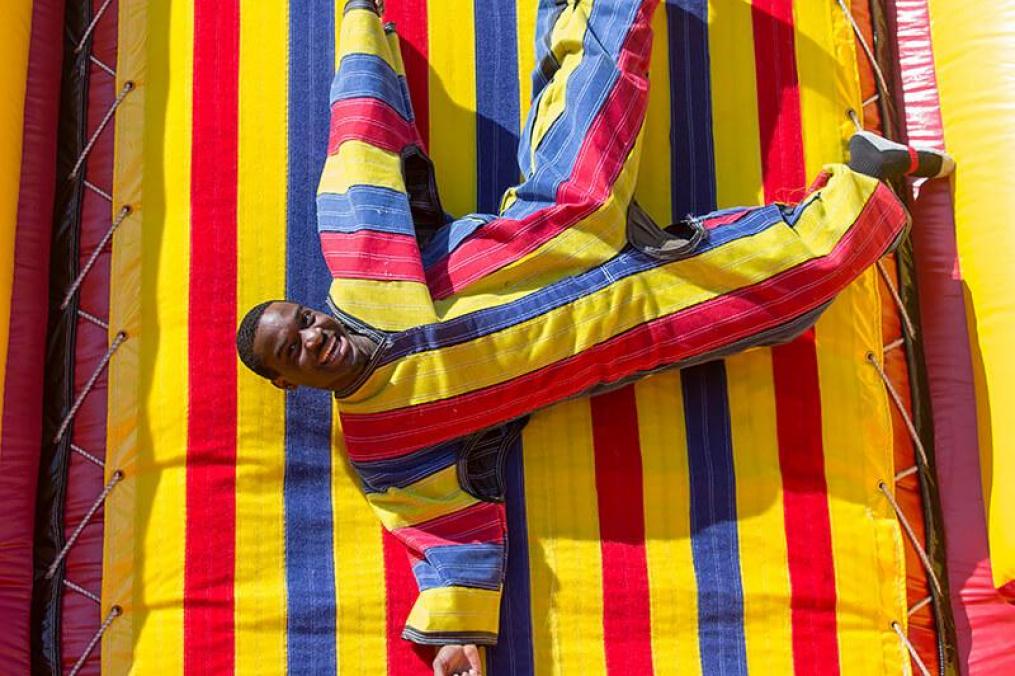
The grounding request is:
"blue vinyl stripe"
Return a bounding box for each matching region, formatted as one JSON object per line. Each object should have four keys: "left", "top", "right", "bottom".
{"left": 330, "top": 52, "right": 413, "bottom": 120}
{"left": 285, "top": 1, "right": 338, "bottom": 672}
{"left": 352, "top": 440, "right": 461, "bottom": 493}
{"left": 666, "top": 0, "right": 717, "bottom": 217}
{"left": 667, "top": 2, "right": 747, "bottom": 673}
{"left": 681, "top": 362, "right": 748, "bottom": 674}
{"left": 488, "top": 441, "right": 535, "bottom": 675}
{"left": 386, "top": 203, "right": 786, "bottom": 362}
{"left": 474, "top": 0, "right": 521, "bottom": 214}
{"left": 317, "top": 185, "right": 415, "bottom": 235}
{"left": 421, "top": 214, "right": 495, "bottom": 269}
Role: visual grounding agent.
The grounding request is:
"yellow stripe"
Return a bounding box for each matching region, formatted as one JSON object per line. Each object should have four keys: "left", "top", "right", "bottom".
{"left": 708, "top": 0, "right": 763, "bottom": 208}
{"left": 725, "top": 350, "right": 793, "bottom": 674}
{"left": 0, "top": 0, "right": 31, "bottom": 448}
{"left": 516, "top": 0, "right": 537, "bottom": 130}
{"left": 339, "top": 7, "right": 399, "bottom": 70}
{"left": 797, "top": 4, "right": 908, "bottom": 670}
{"left": 634, "top": 3, "right": 672, "bottom": 227}
{"left": 635, "top": 373, "right": 701, "bottom": 676}
{"left": 426, "top": 0, "right": 477, "bottom": 216}
{"left": 405, "top": 587, "right": 501, "bottom": 636}
{"left": 103, "top": 0, "right": 194, "bottom": 671}
{"left": 364, "top": 464, "right": 479, "bottom": 530}
{"left": 929, "top": 0, "right": 1015, "bottom": 590}
{"left": 523, "top": 399, "right": 606, "bottom": 675}
{"left": 234, "top": 0, "right": 289, "bottom": 670}
{"left": 793, "top": 0, "right": 859, "bottom": 181}
{"left": 328, "top": 278, "right": 437, "bottom": 331}
{"left": 347, "top": 168, "right": 877, "bottom": 412}
{"left": 318, "top": 140, "right": 405, "bottom": 195}
{"left": 331, "top": 411, "right": 388, "bottom": 674}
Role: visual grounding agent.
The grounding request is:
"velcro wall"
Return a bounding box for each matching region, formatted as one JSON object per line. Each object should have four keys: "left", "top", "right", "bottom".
{"left": 101, "top": 1, "right": 921, "bottom": 674}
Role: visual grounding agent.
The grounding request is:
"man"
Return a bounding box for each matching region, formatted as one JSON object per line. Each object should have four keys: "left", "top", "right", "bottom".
{"left": 236, "top": 1, "right": 952, "bottom": 673}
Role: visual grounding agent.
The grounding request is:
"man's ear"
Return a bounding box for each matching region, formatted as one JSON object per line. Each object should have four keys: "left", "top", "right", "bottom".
{"left": 272, "top": 377, "right": 296, "bottom": 391}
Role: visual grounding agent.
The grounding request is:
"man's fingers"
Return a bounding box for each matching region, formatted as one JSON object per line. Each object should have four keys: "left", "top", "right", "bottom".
{"left": 463, "top": 644, "right": 482, "bottom": 673}
{"left": 432, "top": 657, "right": 446, "bottom": 676}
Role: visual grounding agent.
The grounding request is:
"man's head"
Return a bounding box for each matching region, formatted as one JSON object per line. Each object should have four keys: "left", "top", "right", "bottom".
{"left": 236, "top": 300, "right": 374, "bottom": 392}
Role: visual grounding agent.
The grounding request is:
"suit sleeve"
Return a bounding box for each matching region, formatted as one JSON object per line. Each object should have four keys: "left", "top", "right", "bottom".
{"left": 352, "top": 443, "right": 507, "bottom": 646}
{"left": 318, "top": 2, "right": 438, "bottom": 331}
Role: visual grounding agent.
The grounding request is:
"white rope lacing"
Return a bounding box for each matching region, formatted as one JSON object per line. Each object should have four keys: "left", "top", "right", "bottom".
{"left": 60, "top": 205, "right": 131, "bottom": 310}
{"left": 876, "top": 261, "right": 917, "bottom": 338}
{"left": 895, "top": 465, "right": 919, "bottom": 482}
{"left": 892, "top": 621, "right": 933, "bottom": 676}
{"left": 867, "top": 351, "right": 930, "bottom": 469}
{"left": 53, "top": 331, "right": 127, "bottom": 444}
{"left": 68, "top": 605, "right": 121, "bottom": 676}
{"left": 73, "top": 0, "right": 115, "bottom": 54}
{"left": 89, "top": 55, "right": 116, "bottom": 78}
{"left": 45, "top": 470, "right": 123, "bottom": 580}
{"left": 77, "top": 308, "right": 109, "bottom": 330}
{"left": 63, "top": 579, "right": 101, "bottom": 605}
{"left": 879, "top": 481, "right": 944, "bottom": 598}
{"left": 884, "top": 337, "right": 906, "bottom": 353}
{"left": 70, "top": 442, "right": 105, "bottom": 469}
{"left": 909, "top": 595, "right": 933, "bottom": 617}
{"left": 862, "top": 92, "right": 881, "bottom": 108}
{"left": 83, "top": 179, "right": 113, "bottom": 203}
{"left": 835, "top": 0, "right": 892, "bottom": 101}
{"left": 69, "top": 81, "right": 133, "bottom": 180}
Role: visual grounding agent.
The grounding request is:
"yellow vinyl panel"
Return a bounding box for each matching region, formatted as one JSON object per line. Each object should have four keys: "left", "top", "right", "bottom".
{"left": 635, "top": 373, "right": 701, "bottom": 676}
{"left": 523, "top": 398, "right": 607, "bottom": 676}
{"left": 234, "top": 0, "right": 289, "bottom": 670}
{"left": 0, "top": 0, "right": 32, "bottom": 447}
{"left": 516, "top": 0, "right": 537, "bottom": 129}
{"left": 104, "top": 0, "right": 195, "bottom": 671}
{"left": 929, "top": 0, "right": 1015, "bottom": 592}
{"left": 634, "top": 2, "right": 672, "bottom": 227}
{"left": 708, "top": 0, "right": 763, "bottom": 208}
{"left": 796, "top": 3, "right": 908, "bottom": 671}
{"left": 331, "top": 413, "right": 388, "bottom": 675}
{"left": 427, "top": 0, "right": 477, "bottom": 217}
{"left": 725, "top": 350, "right": 794, "bottom": 675}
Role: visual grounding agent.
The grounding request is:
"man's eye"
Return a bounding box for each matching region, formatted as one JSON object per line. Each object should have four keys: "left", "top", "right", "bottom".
{"left": 289, "top": 342, "right": 299, "bottom": 355}
{"left": 301, "top": 311, "right": 313, "bottom": 327}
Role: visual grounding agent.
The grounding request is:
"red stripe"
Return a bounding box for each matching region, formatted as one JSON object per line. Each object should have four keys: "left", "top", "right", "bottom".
{"left": 382, "top": 0, "right": 429, "bottom": 148}
{"left": 772, "top": 332, "right": 841, "bottom": 675}
{"left": 424, "top": 1, "right": 655, "bottom": 299}
{"left": 185, "top": 1, "right": 238, "bottom": 672}
{"left": 393, "top": 501, "right": 505, "bottom": 552}
{"left": 328, "top": 97, "right": 420, "bottom": 154}
{"left": 905, "top": 145, "right": 920, "bottom": 175}
{"left": 752, "top": 2, "right": 840, "bottom": 672}
{"left": 340, "top": 183, "right": 905, "bottom": 460}
{"left": 383, "top": 531, "right": 435, "bottom": 675}
{"left": 320, "top": 230, "right": 426, "bottom": 281}
{"left": 590, "top": 387, "right": 654, "bottom": 675}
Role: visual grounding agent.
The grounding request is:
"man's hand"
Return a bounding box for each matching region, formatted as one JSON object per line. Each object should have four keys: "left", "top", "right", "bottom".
{"left": 433, "top": 644, "right": 482, "bottom": 676}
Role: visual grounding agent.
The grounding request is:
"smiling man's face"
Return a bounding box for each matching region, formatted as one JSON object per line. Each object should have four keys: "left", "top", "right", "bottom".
{"left": 251, "top": 301, "right": 374, "bottom": 392}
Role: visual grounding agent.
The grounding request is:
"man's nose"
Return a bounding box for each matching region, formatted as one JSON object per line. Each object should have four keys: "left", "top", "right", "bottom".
{"left": 301, "top": 326, "right": 323, "bottom": 350}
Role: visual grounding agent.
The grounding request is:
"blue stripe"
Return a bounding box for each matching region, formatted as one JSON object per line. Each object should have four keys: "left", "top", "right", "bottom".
{"left": 317, "top": 185, "right": 415, "bottom": 235}
{"left": 421, "top": 214, "right": 495, "bottom": 269}
{"left": 330, "top": 52, "right": 413, "bottom": 120}
{"left": 386, "top": 203, "right": 786, "bottom": 362}
{"left": 352, "top": 441, "right": 461, "bottom": 493}
{"left": 666, "top": 0, "right": 717, "bottom": 217}
{"left": 285, "top": 1, "right": 338, "bottom": 673}
{"left": 488, "top": 443, "right": 534, "bottom": 675}
{"left": 411, "top": 544, "right": 506, "bottom": 591}
{"left": 681, "top": 361, "right": 748, "bottom": 675}
{"left": 474, "top": 0, "right": 521, "bottom": 214}
{"left": 667, "top": 3, "right": 748, "bottom": 673}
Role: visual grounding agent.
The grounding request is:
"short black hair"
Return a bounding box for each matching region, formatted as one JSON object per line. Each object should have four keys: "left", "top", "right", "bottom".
{"left": 236, "top": 300, "right": 284, "bottom": 380}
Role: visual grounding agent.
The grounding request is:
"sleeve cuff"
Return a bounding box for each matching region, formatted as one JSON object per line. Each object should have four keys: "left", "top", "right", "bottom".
{"left": 402, "top": 586, "right": 501, "bottom": 646}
